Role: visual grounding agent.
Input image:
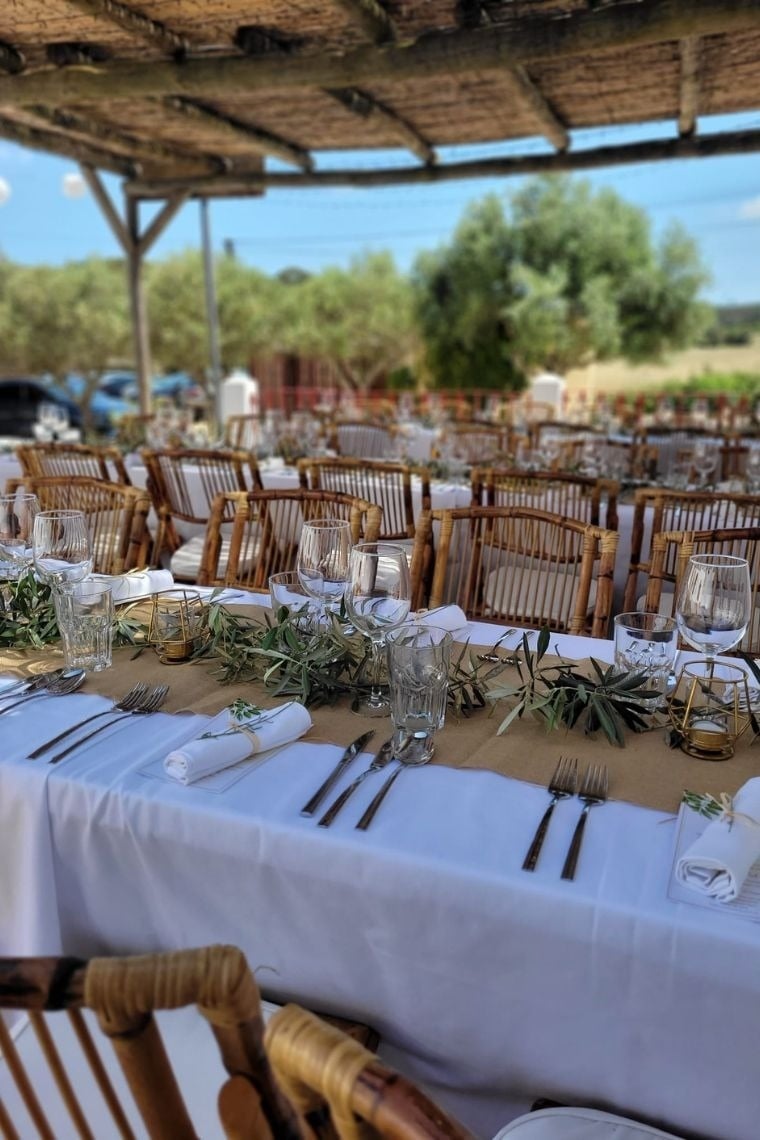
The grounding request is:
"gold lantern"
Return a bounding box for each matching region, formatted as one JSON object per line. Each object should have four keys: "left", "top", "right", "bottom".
{"left": 148, "top": 590, "right": 208, "bottom": 663}
{"left": 668, "top": 660, "right": 752, "bottom": 760}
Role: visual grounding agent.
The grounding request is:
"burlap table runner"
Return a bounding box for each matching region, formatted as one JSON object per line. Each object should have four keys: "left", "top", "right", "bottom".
{"left": 3, "top": 604, "right": 758, "bottom": 815}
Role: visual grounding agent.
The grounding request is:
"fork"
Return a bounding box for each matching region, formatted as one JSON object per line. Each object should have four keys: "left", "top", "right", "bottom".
{"left": 560, "top": 763, "right": 609, "bottom": 882}
{"left": 27, "top": 683, "right": 149, "bottom": 759}
{"left": 0, "top": 670, "right": 84, "bottom": 713}
{"left": 522, "top": 756, "right": 577, "bottom": 872}
{"left": 317, "top": 739, "right": 394, "bottom": 827}
{"left": 47, "top": 685, "right": 169, "bottom": 765}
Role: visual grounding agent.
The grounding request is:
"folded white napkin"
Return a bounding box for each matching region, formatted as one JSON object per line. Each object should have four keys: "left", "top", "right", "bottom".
{"left": 415, "top": 605, "right": 469, "bottom": 633}
{"left": 676, "top": 778, "right": 760, "bottom": 902}
{"left": 96, "top": 569, "right": 174, "bottom": 605}
{"left": 164, "top": 701, "right": 312, "bottom": 785}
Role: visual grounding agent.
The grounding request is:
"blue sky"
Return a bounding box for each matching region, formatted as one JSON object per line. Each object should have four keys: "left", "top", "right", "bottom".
{"left": 2, "top": 113, "right": 760, "bottom": 304}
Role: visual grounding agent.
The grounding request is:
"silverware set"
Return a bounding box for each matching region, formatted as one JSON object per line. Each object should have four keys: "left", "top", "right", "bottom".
{"left": 0, "top": 668, "right": 85, "bottom": 711}
{"left": 522, "top": 756, "right": 609, "bottom": 880}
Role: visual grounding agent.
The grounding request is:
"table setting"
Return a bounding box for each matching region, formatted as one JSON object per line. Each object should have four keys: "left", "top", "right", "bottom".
{"left": 2, "top": 508, "right": 760, "bottom": 1138}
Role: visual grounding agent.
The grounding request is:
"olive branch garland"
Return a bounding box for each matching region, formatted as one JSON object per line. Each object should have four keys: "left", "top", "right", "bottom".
{"left": 0, "top": 571, "right": 147, "bottom": 650}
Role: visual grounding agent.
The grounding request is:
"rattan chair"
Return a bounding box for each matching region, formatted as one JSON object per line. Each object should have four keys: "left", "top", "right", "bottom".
{"left": 332, "top": 420, "right": 397, "bottom": 459}
{"left": 224, "top": 413, "right": 263, "bottom": 451}
{"left": 411, "top": 506, "right": 618, "bottom": 637}
{"left": 198, "top": 488, "right": 382, "bottom": 588}
{"left": 472, "top": 469, "right": 619, "bottom": 530}
{"left": 142, "top": 447, "right": 262, "bottom": 579}
{"left": 17, "top": 441, "right": 131, "bottom": 485}
{"left": 300, "top": 457, "right": 427, "bottom": 544}
{"left": 437, "top": 423, "right": 510, "bottom": 464}
{"left": 623, "top": 488, "right": 760, "bottom": 612}
{"left": 643, "top": 525, "right": 760, "bottom": 655}
{"left": 28, "top": 476, "right": 152, "bottom": 573}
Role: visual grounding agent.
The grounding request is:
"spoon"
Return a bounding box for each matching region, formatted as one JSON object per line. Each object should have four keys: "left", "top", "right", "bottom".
{"left": 0, "top": 668, "right": 66, "bottom": 701}
{"left": 354, "top": 735, "right": 432, "bottom": 830}
{"left": 0, "top": 669, "right": 85, "bottom": 713}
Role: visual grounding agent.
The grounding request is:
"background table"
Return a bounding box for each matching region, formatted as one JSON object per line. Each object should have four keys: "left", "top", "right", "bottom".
{"left": 1, "top": 617, "right": 759, "bottom": 1140}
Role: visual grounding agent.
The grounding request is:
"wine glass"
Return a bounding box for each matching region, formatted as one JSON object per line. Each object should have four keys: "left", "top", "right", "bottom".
{"left": 296, "top": 518, "right": 353, "bottom": 624}
{"left": 692, "top": 441, "right": 719, "bottom": 489}
{"left": 0, "top": 493, "right": 39, "bottom": 581}
{"left": 675, "top": 553, "right": 752, "bottom": 663}
{"left": 32, "top": 510, "right": 93, "bottom": 593}
{"left": 344, "top": 543, "right": 412, "bottom": 716}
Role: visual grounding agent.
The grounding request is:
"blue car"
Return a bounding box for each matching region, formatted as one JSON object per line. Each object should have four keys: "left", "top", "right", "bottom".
{"left": 60, "top": 374, "right": 133, "bottom": 433}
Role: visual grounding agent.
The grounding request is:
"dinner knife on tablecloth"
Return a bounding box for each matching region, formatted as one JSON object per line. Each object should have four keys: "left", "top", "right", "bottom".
{"left": 300, "top": 730, "right": 375, "bottom": 817}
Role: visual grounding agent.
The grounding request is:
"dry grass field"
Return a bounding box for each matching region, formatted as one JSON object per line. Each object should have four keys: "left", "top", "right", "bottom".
{"left": 565, "top": 336, "right": 760, "bottom": 396}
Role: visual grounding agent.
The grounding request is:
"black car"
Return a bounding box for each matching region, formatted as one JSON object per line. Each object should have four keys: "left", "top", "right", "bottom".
{"left": 0, "top": 377, "right": 83, "bottom": 438}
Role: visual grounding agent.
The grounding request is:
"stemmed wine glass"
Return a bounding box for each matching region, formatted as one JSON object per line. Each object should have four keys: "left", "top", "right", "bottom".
{"left": 32, "top": 510, "right": 93, "bottom": 594}
{"left": 296, "top": 518, "right": 353, "bottom": 625}
{"left": 692, "top": 441, "right": 719, "bottom": 489}
{"left": 344, "top": 543, "right": 412, "bottom": 716}
{"left": 675, "top": 553, "right": 752, "bottom": 663}
{"left": 0, "top": 493, "right": 40, "bottom": 581}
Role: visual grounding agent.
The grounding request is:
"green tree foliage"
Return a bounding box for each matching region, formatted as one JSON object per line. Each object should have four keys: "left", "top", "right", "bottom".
{"left": 412, "top": 175, "right": 711, "bottom": 390}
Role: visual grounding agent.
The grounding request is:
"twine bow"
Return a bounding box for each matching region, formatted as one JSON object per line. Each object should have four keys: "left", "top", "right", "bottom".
{"left": 717, "top": 792, "right": 760, "bottom": 831}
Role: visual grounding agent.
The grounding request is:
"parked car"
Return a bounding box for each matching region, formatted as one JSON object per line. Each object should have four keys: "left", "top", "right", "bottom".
{"left": 98, "top": 370, "right": 139, "bottom": 400}
{"left": 123, "top": 372, "right": 207, "bottom": 409}
{"left": 62, "top": 374, "right": 133, "bottom": 432}
{"left": 0, "top": 377, "right": 83, "bottom": 438}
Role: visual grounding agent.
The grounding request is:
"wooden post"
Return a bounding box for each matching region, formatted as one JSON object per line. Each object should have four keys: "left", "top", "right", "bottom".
{"left": 200, "top": 198, "right": 223, "bottom": 429}
{"left": 126, "top": 197, "right": 153, "bottom": 417}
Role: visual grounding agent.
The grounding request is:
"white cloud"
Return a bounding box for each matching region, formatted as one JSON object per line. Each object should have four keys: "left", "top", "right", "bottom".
{"left": 739, "top": 195, "right": 760, "bottom": 219}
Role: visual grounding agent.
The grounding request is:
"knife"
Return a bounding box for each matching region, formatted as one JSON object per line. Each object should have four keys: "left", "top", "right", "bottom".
{"left": 317, "top": 738, "right": 394, "bottom": 827}
{"left": 300, "top": 730, "right": 375, "bottom": 816}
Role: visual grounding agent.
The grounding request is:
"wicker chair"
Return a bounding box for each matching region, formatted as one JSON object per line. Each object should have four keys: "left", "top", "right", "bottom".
{"left": 623, "top": 488, "right": 760, "bottom": 612}
{"left": 198, "top": 488, "right": 382, "bottom": 588}
{"left": 300, "top": 457, "right": 427, "bottom": 544}
{"left": 643, "top": 525, "right": 760, "bottom": 655}
{"left": 472, "top": 469, "right": 619, "bottom": 530}
{"left": 411, "top": 506, "right": 618, "bottom": 637}
{"left": 28, "top": 476, "right": 151, "bottom": 574}
{"left": 437, "top": 423, "right": 510, "bottom": 464}
{"left": 17, "top": 442, "right": 131, "bottom": 485}
{"left": 142, "top": 448, "right": 262, "bottom": 579}
{"left": 331, "top": 420, "right": 397, "bottom": 459}
{"left": 224, "top": 413, "right": 263, "bottom": 451}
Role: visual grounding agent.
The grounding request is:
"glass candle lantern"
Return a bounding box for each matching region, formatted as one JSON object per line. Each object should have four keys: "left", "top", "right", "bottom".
{"left": 668, "top": 660, "right": 753, "bottom": 760}
{"left": 148, "top": 590, "right": 208, "bottom": 662}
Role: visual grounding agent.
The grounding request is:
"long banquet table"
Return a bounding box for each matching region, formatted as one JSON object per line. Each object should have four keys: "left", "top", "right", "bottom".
{"left": 2, "top": 603, "right": 760, "bottom": 1139}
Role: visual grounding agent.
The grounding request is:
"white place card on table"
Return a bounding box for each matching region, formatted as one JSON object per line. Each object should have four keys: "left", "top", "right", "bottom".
{"left": 668, "top": 803, "right": 760, "bottom": 922}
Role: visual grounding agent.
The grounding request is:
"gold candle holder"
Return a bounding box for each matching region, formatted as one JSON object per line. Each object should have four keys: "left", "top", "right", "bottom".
{"left": 668, "top": 660, "right": 752, "bottom": 760}
{"left": 148, "top": 590, "right": 208, "bottom": 663}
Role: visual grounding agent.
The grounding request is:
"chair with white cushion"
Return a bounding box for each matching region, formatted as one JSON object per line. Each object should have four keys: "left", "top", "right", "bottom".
{"left": 472, "top": 468, "right": 619, "bottom": 530}
{"left": 411, "top": 506, "right": 618, "bottom": 638}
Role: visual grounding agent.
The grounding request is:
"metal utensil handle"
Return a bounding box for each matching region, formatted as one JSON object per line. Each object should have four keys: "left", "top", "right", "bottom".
{"left": 0, "top": 690, "right": 51, "bottom": 714}
{"left": 48, "top": 712, "right": 134, "bottom": 765}
{"left": 355, "top": 765, "right": 402, "bottom": 831}
{"left": 522, "top": 798, "right": 558, "bottom": 872}
{"left": 560, "top": 806, "right": 590, "bottom": 881}
{"left": 300, "top": 731, "right": 374, "bottom": 817}
{"left": 317, "top": 777, "right": 367, "bottom": 828}
{"left": 28, "top": 708, "right": 115, "bottom": 759}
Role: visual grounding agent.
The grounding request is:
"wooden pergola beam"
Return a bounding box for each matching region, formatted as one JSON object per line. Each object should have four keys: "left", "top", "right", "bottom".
{"left": 0, "top": 0, "right": 753, "bottom": 106}
{"left": 80, "top": 164, "right": 130, "bottom": 251}
{"left": 679, "top": 36, "right": 701, "bottom": 137}
{"left": 65, "top": 0, "right": 189, "bottom": 57}
{"left": 328, "top": 88, "right": 435, "bottom": 164}
{"left": 509, "top": 64, "right": 569, "bottom": 152}
{"left": 126, "top": 126, "right": 760, "bottom": 197}
{"left": 163, "top": 96, "right": 313, "bottom": 171}
{"left": 330, "top": 0, "right": 396, "bottom": 44}
{"left": 0, "top": 115, "right": 134, "bottom": 175}
{"left": 29, "top": 105, "right": 222, "bottom": 173}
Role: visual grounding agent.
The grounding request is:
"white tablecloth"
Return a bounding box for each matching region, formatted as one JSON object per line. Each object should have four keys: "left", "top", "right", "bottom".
{"left": 2, "top": 613, "right": 759, "bottom": 1140}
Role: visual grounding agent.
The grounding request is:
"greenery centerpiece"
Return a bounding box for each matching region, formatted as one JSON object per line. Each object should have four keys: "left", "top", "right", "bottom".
{"left": 0, "top": 571, "right": 145, "bottom": 650}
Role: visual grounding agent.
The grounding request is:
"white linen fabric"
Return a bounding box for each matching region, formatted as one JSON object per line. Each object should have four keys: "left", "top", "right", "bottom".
{"left": 415, "top": 605, "right": 469, "bottom": 633}
{"left": 676, "top": 777, "right": 760, "bottom": 901}
{"left": 94, "top": 568, "right": 174, "bottom": 605}
{"left": 164, "top": 701, "right": 312, "bottom": 784}
{"left": 492, "top": 1106, "right": 684, "bottom": 1139}
{"left": 3, "top": 631, "right": 760, "bottom": 1140}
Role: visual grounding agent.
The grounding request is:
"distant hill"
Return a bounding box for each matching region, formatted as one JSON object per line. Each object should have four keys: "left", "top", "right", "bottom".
{"left": 714, "top": 304, "right": 760, "bottom": 329}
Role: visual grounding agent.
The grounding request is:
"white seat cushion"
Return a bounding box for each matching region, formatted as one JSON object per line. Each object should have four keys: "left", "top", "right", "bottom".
{"left": 492, "top": 1106, "right": 685, "bottom": 1140}
{"left": 485, "top": 564, "right": 597, "bottom": 626}
{"left": 170, "top": 534, "right": 259, "bottom": 583}
{"left": 636, "top": 589, "right": 674, "bottom": 618}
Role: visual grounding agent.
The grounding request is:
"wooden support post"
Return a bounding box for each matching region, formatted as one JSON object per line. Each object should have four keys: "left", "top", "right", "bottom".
{"left": 126, "top": 197, "right": 153, "bottom": 417}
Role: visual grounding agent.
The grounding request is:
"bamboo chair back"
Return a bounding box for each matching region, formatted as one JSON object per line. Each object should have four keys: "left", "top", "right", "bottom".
{"left": 199, "top": 488, "right": 382, "bottom": 588}
{"left": 225, "top": 413, "right": 263, "bottom": 451}
{"left": 332, "top": 420, "right": 397, "bottom": 459}
{"left": 472, "top": 468, "right": 619, "bottom": 530}
{"left": 644, "top": 525, "right": 760, "bottom": 655}
{"left": 300, "top": 457, "right": 425, "bottom": 541}
{"left": 438, "top": 423, "right": 510, "bottom": 464}
{"left": 623, "top": 488, "right": 760, "bottom": 612}
{"left": 264, "top": 1004, "right": 474, "bottom": 1140}
{"left": 412, "top": 506, "right": 617, "bottom": 637}
{"left": 0, "top": 945, "right": 307, "bottom": 1140}
{"left": 16, "top": 442, "right": 130, "bottom": 486}
{"left": 28, "top": 476, "right": 151, "bottom": 574}
{"left": 142, "top": 448, "right": 262, "bottom": 560}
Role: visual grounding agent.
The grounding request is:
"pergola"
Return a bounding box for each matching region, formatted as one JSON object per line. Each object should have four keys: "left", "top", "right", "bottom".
{"left": 1, "top": 0, "right": 760, "bottom": 413}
